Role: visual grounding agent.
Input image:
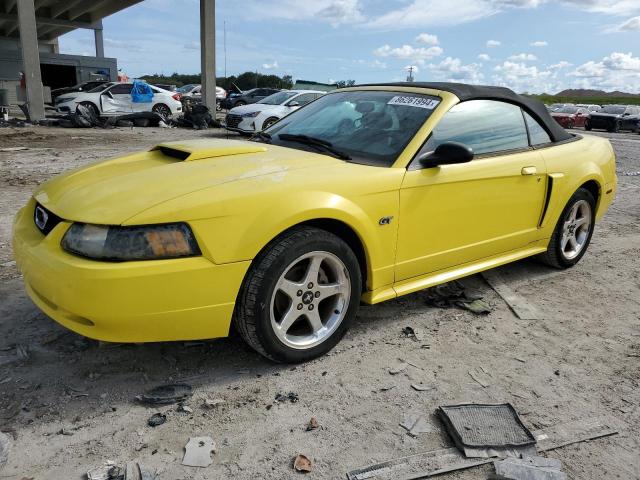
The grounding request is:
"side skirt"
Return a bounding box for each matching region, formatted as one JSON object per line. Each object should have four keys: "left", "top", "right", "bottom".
{"left": 361, "top": 241, "right": 548, "bottom": 305}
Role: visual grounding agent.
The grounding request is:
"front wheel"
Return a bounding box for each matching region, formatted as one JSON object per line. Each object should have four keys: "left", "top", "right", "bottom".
{"left": 539, "top": 188, "right": 596, "bottom": 269}
{"left": 234, "top": 227, "right": 362, "bottom": 363}
{"left": 584, "top": 120, "right": 592, "bottom": 131}
{"left": 262, "top": 117, "right": 279, "bottom": 130}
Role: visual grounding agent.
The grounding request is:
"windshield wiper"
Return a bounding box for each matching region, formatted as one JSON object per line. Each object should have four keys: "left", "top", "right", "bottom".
{"left": 251, "top": 131, "right": 272, "bottom": 143}
{"left": 277, "top": 133, "right": 351, "bottom": 160}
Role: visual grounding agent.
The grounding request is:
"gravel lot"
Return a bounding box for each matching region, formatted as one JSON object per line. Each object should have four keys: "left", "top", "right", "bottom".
{"left": 0, "top": 125, "right": 638, "bottom": 479}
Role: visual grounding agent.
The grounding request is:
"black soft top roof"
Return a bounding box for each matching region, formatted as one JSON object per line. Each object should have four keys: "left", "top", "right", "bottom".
{"left": 356, "top": 82, "right": 573, "bottom": 143}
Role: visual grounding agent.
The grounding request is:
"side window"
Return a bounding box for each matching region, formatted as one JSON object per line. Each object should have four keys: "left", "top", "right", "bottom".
{"left": 421, "top": 100, "right": 529, "bottom": 156}
{"left": 523, "top": 111, "right": 552, "bottom": 146}
{"left": 291, "top": 93, "right": 315, "bottom": 106}
{"left": 109, "top": 84, "right": 133, "bottom": 95}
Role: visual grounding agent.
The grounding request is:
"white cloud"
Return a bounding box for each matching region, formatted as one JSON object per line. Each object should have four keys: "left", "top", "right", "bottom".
{"left": 486, "top": 39, "right": 501, "bottom": 47}
{"left": 616, "top": 16, "right": 640, "bottom": 31}
{"left": 561, "top": 0, "right": 640, "bottom": 16}
{"left": 429, "top": 57, "right": 484, "bottom": 83}
{"left": 549, "top": 60, "right": 573, "bottom": 69}
{"left": 415, "top": 33, "right": 439, "bottom": 45}
{"left": 478, "top": 53, "right": 491, "bottom": 61}
{"left": 373, "top": 44, "right": 443, "bottom": 61}
{"left": 493, "top": 60, "right": 552, "bottom": 93}
{"left": 240, "top": 0, "right": 363, "bottom": 26}
{"left": 509, "top": 53, "right": 538, "bottom": 61}
{"left": 530, "top": 40, "right": 548, "bottom": 47}
{"left": 568, "top": 52, "right": 640, "bottom": 92}
{"left": 262, "top": 61, "right": 279, "bottom": 70}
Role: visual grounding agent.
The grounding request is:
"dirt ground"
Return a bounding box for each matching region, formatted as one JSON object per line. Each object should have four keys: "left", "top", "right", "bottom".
{"left": 0, "top": 125, "right": 638, "bottom": 480}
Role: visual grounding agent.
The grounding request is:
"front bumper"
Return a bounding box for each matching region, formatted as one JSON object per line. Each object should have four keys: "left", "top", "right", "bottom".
{"left": 12, "top": 199, "right": 250, "bottom": 343}
{"left": 224, "top": 113, "right": 256, "bottom": 134}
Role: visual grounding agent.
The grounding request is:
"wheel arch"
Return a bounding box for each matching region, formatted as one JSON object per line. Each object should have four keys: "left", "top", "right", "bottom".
{"left": 579, "top": 179, "right": 600, "bottom": 207}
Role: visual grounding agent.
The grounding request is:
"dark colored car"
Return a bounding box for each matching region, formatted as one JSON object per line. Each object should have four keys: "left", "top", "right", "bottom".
{"left": 220, "top": 88, "right": 281, "bottom": 109}
{"left": 51, "top": 80, "right": 109, "bottom": 101}
{"left": 586, "top": 105, "right": 640, "bottom": 133}
{"left": 551, "top": 106, "right": 589, "bottom": 129}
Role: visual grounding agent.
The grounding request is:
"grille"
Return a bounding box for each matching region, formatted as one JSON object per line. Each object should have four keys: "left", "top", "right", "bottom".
{"left": 34, "top": 203, "right": 62, "bottom": 235}
{"left": 226, "top": 114, "right": 242, "bottom": 128}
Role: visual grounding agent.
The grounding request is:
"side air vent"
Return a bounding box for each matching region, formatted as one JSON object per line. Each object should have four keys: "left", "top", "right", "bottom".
{"left": 157, "top": 146, "right": 190, "bottom": 161}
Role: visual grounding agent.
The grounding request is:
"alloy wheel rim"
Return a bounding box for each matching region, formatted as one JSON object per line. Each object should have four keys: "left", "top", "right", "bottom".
{"left": 269, "top": 251, "right": 351, "bottom": 350}
{"left": 561, "top": 199, "right": 592, "bottom": 260}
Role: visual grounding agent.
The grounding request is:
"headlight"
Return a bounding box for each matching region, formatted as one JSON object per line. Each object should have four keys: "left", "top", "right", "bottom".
{"left": 61, "top": 223, "right": 200, "bottom": 261}
{"left": 241, "top": 111, "right": 260, "bottom": 118}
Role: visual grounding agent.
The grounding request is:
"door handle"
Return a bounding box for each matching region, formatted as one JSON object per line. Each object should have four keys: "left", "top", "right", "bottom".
{"left": 521, "top": 166, "right": 537, "bottom": 176}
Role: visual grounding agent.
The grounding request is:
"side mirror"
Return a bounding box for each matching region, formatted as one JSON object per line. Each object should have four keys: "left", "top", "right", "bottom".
{"left": 419, "top": 141, "right": 474, "bottom": 168}
{"left": 288, "top": 101, "right": 300, "bottom": 107}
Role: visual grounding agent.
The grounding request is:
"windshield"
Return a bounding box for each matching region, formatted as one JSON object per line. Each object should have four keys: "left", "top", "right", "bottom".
{"left": 177, "top": 84, "right": 198, "bottom": 93}
{"left": 558, "top": 107, "right": 579, "bottom": 114}
{"left": 87, "top": 83, "right": 114, "bottom": 93}
{"left": 601, "top": 106, "right": 626, "bottom": 114}
{"left": 264, "top": 90, "right": 440, "bottom": 167}
{"left": 258, "top": 91, "right": 298, "bottom": 105}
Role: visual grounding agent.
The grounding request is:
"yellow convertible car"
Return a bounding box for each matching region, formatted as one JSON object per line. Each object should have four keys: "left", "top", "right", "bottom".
{"left": 13, "top": 83, "right": 616, "bottom": 362}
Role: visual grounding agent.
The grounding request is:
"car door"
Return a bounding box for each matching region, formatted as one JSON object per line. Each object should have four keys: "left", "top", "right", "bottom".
{"left": 101, "top": 83, "right": 133, "bottom": 114}
{"left": 395, "top": 100, "right": 549, "bottom": 281}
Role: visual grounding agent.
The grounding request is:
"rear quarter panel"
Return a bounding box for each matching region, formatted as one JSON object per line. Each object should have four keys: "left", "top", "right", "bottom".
{"left": 538, "top": 134, "right": 616, "bottom": 236}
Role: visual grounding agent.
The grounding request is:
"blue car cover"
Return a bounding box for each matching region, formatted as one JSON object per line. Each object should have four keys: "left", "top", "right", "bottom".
{"left": 131, "top": 80, "right": 154, "bottom": 103}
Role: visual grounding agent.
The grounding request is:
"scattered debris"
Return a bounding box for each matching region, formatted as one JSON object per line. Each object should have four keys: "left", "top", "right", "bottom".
{"left": 482, "top": 270, "right": 541, "bottom": 320}
{"left": 493, "top": 455, "right": 567, "bottom": 480}
{"left": 438, "top": 403, "right": 537, "bottom": 458}
{"left": 175, "top": 103, "right": 218, "bottom": 130}
{"left": 0, "top": 345, "right": 29, "bottom": 366}
{"left": 468, "top": 367, "right": 491, "bottom": 388}
{"left": 202, "top": 398, "right": 225, "bottom": 409}
{"left": 410, "top": 383, "right": 433, "bottom": 392}
{"left": 388, "top": 362, "right": 408, "bottom": 375}
{"left": 137, "top": 384, "right": 192, "bottom": 405}
{"left": 346, "top": 417, "right": 617, "bottom": 479}
{"left": 147, "top": 413, "right": 166, "bottom": 427}
{"left": 182, "top": 436, "right": 216, "bottom": 468}
{"left": 0, "top": 431, "right": 10, "bottom": 469}
{"left": 293, "top": 454, "right": 313, "bottom": 473}
{"left": 86, "top": 461, "right": 121, "bottom": 480}
{"left": 177, "top": 404, "right": 193, "bottom": 414}
{"left": 378, "top": 385, "right": 397, "bottom": 392}
{"left": 622, "top": 171, "right": 640, "bottom": 176}
{"left": 424, "top": 280, "right": 492, "bottom": 314}
{"left": 57, "top": 427, "right": 74, "bottom": 436}
{"left": 0, "top": 147, "right": 28, "bottom": 152}
{"left": 401, "top": 326, "right": 427, "bottom": 342}
{"left": 400, "top": 413, "right": 432, "bottom": 437}
{"left": 306, "top": 417, "right": 319, "bottom": 431}
{"left": 274, "top": 392, "right": 299, "bottom": 403}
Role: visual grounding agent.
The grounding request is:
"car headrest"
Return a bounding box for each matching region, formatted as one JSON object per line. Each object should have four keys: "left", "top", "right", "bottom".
{"left": 362, "top": 111, "right": 393, "bottom": 129}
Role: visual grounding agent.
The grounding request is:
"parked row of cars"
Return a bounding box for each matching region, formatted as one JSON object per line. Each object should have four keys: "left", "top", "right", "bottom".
{"left": 548, "top": 103, "right": 640, "bottom": 133}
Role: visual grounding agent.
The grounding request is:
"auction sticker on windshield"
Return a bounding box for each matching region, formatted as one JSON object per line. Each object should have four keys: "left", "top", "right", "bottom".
{"left": 387, "top": 96, "right": 440, "bottom": 109}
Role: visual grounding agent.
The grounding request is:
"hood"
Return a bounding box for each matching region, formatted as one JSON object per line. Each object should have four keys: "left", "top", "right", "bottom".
{"left": 34, "top": 139, "right": 340, "bottom": 225}
{"left": 229, "top": 103, "right": 278, "bottom": 115}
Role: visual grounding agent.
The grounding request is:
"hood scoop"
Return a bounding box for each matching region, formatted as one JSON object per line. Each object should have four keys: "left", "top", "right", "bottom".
{"left": 152, "top": 143, "right": 268, "bottom": 162}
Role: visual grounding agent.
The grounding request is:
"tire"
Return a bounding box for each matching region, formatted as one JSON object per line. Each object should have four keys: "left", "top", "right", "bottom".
{"left": 152, "top": 103, "right": 171, "bottom": 118}
{"left": 584, "top": 121, "right": 592, "bottom": 131}
{"left": 608, "top": 122, "right": 620, "bottom": 133}
{"left": 234, "top": 227, "right": 362, "bottom": 363}
{"left": 234, "top": 101, "right": 246, "bottom": 107}
{"left": 539, "top": 188, "right": 596, "bottom": 269}
{"left": 567, "top": 120, "right": 574, "bottom": 129}
{"left": 77, "top": 102, "right": 99, "bottom": 117}
{"left": 262, "top": 117, "right": 279, "bottom": 130}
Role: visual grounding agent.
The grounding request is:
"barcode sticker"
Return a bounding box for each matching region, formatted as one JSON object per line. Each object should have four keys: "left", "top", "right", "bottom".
{"left": 387, "top": 96, "right": 440, "bottom": 109}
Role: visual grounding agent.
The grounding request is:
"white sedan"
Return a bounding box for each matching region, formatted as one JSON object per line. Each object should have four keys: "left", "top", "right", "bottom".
{"left": 54, "top": 82, "right": 183, "bottom": 117}
{"left": 224, "top": 90, "right": 324, "bottom": 134}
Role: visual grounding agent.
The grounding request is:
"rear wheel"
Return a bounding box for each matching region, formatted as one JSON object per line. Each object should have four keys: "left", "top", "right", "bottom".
{"left": 567, "top": 120, "right": 574, "bottom": 129}
{"left": 152, "top": 103, "right": 171, "bottom": 118}
{"left": 234, "top": 227, "right": 361, "bottom": 363}
{"left": 235, "top": 101, "right": 246, "bottom": 107}
{"left": 584, "top": 120, "right": 592, "bottom": 131}
{"left": 539, "top": 188, "right": 596, "bottom": 269}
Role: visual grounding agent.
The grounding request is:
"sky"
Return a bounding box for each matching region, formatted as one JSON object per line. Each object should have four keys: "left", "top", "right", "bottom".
{"left": 58, "top": 0, "right": 640, "bottom": 94}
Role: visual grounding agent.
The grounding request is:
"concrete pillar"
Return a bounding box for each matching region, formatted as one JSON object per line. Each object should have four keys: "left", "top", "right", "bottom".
{"left": 94, "top": 20, "right": 104, "bottom": 58}
{"left": 200, "top": 0, "right": 216, "bottom": 112}
{"left": 17, "top": 0, "right": 45, "bottom": 121}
